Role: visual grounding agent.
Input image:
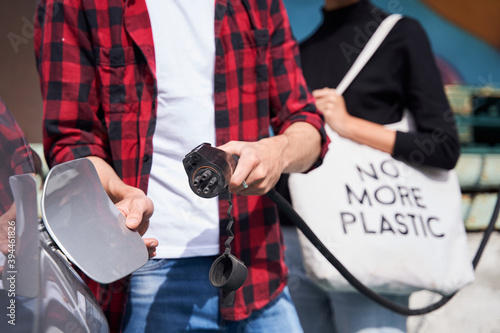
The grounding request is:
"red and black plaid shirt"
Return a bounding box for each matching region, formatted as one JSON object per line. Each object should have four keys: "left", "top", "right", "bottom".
{"left": 35, "top": 0, "right": 328, "bottom": 331}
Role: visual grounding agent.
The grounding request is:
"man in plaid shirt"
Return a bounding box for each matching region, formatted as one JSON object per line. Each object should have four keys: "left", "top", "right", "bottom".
{"left": 35, "top": 0, "right": 328, "bottom": 331}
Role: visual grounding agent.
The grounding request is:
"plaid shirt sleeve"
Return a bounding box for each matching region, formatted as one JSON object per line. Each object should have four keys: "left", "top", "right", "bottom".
{"left": 35, "top": 0, "right": 111, "bottom": 168}
{"left": 266, "top": 0, "right": 329, "bottom": 169}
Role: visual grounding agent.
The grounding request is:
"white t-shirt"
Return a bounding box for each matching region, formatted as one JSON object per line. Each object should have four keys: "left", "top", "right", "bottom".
{"left": 144, "top": 0, "right": 219, "bottom": 258}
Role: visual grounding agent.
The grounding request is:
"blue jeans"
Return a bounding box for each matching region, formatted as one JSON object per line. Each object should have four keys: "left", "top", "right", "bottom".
{"left": 282, "top": 226, "right": 409, "bottom": 333}
{"left": 122, "top": 256, "right": 303, "bottom": 332}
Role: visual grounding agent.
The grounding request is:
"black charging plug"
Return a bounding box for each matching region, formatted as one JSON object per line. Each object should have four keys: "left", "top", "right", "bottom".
{"left": 183, "top": 143, "right": 248, "bottom": 305}
{"left": 183, "top": 143, "right": 237, "bottom": 198}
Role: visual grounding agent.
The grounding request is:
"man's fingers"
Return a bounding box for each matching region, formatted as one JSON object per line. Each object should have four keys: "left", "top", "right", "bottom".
{"left": 125, "top": 214, "right": 141, "bottom": 230}
{"left": 115, "top": 195, "right": 154, "bottom": 234}
{"left": 231, "top": 153, "right": 257, "bottom": 186}
{"left": 144, "top": 238, "right": 158, "bottom": 258}
{"left": 218, "top": 140, "right": 280, "bottom": 195}
{"left": 218, "top": 141, "right": 254, "bottom": 188}
{"left": 144, "top": 238, "right": 157, "bottom": 247}
{"left": 218, "top": 140, "right": 242, "bottom": 157}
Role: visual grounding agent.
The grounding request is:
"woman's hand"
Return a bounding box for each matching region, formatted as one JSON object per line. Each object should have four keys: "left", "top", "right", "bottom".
{"left": 312, "top": 88, "right": 351, "bottom": 137}
{"left": 313, "top": 87, "right": 397, "bottom": 154}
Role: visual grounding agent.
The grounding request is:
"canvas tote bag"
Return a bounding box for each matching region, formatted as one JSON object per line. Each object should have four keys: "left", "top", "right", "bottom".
{"left": 288, "top": 14, "right": 475, "bottom": 295}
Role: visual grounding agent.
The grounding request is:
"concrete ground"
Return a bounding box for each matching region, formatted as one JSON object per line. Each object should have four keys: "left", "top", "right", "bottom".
{"left": 408, "top": 232, "right": 500, "bottom": 333}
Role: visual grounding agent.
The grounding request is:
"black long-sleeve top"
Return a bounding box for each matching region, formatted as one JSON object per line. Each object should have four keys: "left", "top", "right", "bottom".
{"left": 299, "top": 0, "right": 460, "bottom": 169}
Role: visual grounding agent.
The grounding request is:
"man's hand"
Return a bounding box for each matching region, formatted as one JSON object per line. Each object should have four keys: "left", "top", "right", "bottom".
{"left": 218, "top": 137, "right": 286, "bottom": 195}
{"left": 86, "top": 157, "right": 158, "bottom": 258}
{"left": 218, "top": 122, "right": 321, "bottom": 196}
{"left": 114, "top": 187, "right": 154, "bottom": 236}
{"left": 114, "top": 187, "right": 157, "bottom": 257}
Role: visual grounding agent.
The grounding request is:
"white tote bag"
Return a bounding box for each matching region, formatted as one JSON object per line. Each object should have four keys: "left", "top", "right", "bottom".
{"left": 288, "top": 15, "right": 475, "bottom": 295}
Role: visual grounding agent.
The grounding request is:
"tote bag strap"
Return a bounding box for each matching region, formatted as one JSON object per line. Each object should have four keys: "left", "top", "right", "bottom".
{"left": 336, "top": 14, "right": 403, "bottom": 95}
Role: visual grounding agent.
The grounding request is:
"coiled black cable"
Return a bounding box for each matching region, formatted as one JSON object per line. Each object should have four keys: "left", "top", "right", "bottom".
{"left": 267, "top": 187, "right": 500, "bottom": 316}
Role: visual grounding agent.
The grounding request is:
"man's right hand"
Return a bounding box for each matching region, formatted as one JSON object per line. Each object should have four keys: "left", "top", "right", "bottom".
{"left": 86, "top": 156, "right": 158, "bottom": 258}
{"left": 114, "top": 187, "right": 157, "bottom": 257}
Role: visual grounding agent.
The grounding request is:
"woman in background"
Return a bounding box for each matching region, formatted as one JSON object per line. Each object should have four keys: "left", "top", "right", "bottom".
{"left": 279, "top": 0, "right": 460, "bottom": 332}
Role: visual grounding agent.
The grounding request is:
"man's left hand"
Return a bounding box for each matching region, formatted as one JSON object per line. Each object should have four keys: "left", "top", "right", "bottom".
{"left": 218, "top": 122, "right": 322, "bottom": 196}
{"left": 218, "top": 137, "right": 286, "bottom": 195}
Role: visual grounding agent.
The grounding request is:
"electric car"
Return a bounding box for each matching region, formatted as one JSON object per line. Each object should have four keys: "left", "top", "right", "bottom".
{"left": 0, "top": 100, "right": 147, "bottom": 332}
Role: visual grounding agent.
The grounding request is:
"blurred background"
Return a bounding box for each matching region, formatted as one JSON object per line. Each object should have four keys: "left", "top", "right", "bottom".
{"left": 0, "top": 0, "right": 41, "bottom": 143}
{"left": 0, "top": 0, "right": 499, "bottom": 332}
